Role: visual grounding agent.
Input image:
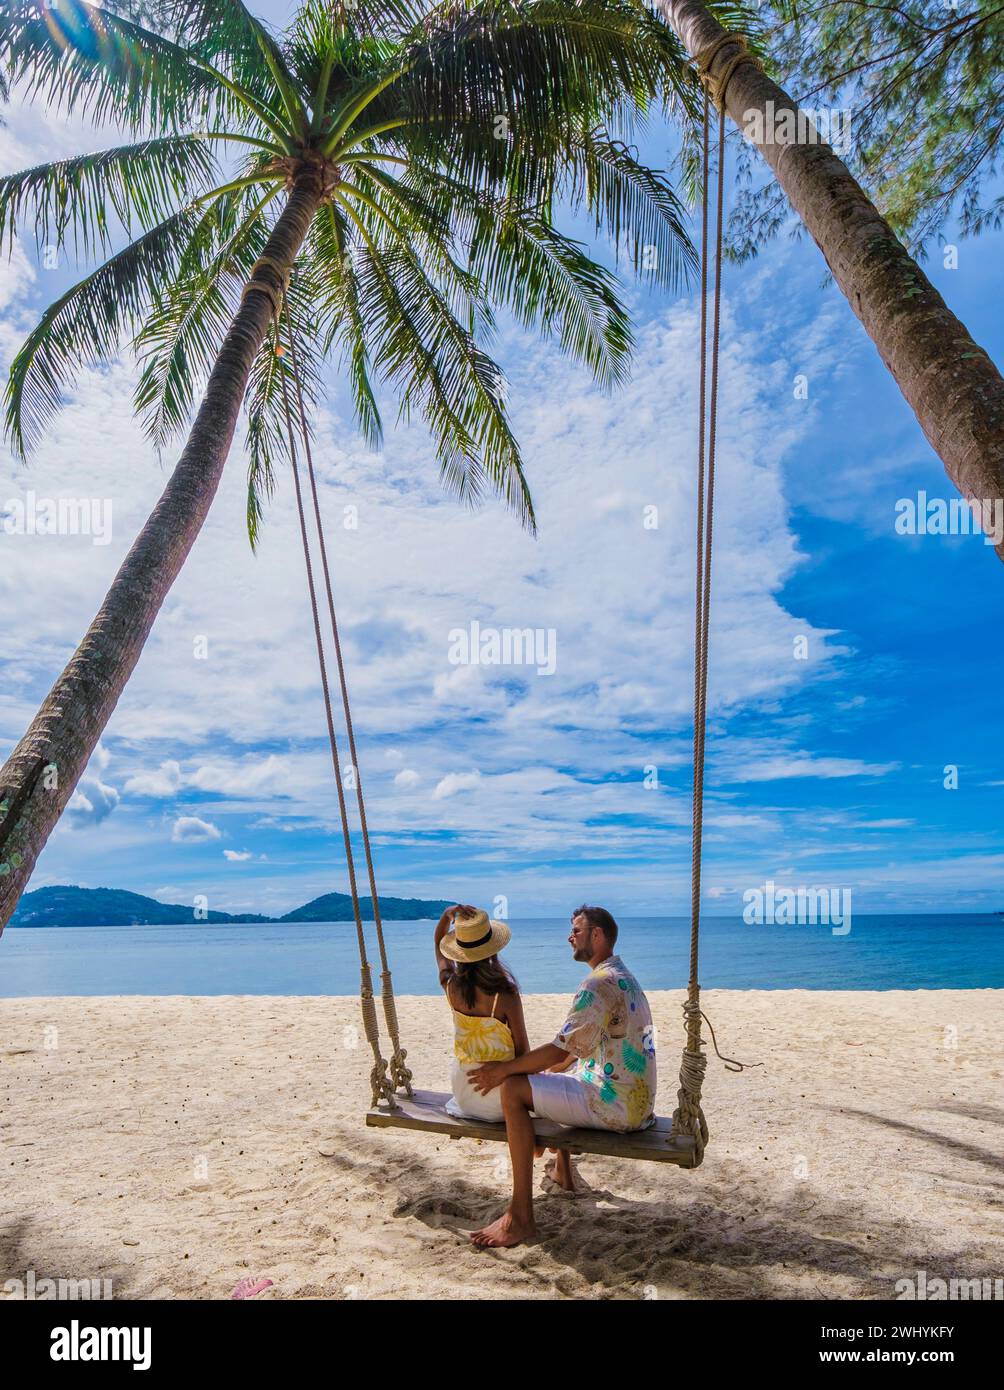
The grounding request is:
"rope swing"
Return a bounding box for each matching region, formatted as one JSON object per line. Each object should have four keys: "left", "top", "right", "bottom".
{"left": 257, "top": 35, "right": 762, "bottom": 1163}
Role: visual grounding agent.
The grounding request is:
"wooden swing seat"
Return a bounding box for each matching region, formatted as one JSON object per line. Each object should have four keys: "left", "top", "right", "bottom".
{"left": 366, "top": 1088, "right": 699, "bottom": 1166}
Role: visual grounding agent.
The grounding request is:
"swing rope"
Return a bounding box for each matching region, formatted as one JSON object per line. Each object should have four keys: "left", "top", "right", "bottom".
{"left": 672, "top": 72, "right": 727, "bottom": 1162}
{"left": 267, "top": 276, "right": 408, "bottom": 1109}
{"left": 282, "top": 304, "right": 414, "bottom": 1101}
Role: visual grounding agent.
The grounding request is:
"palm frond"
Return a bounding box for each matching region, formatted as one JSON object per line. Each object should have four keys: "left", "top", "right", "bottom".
{"left": 401, "top": 164, "right": 633, "bottom": 387}
{"left": 476, "top": 206, "right": 633, "bottom": 389}
{"left": 309, "top": 202, "right": 382, "bottom": 449}
{"left": 565, "top": 130, "right": 697, "bottom": 291}
{"left": 339, "top": 157, "right": 452, "bottom": 258}
{"left": 244, "top": 267, "right": 325, "bottom": 549}
{"left": 134, "top": 185, "right": 278, "bottom": 447}
{"left": 334, "top": 158, "right": 498, "bottom": 340}
{"left": 161, "top": 0, "right": 307, "bottom": 136}
{"left": 378, "top": 0, "right": 688, "bottom": 194}
{"left": 0, "top": 0, "right": 240, "bottom": 136}
{"left": 337, "top": 208, "right": 534, "bottom": 531}
{"left": 5, "top": 205, "right": 200, "bottom": 458}
{"left": 0, "top": 134, "right": 217, "bottom": 261}
{"left": 292, "top": 0, "right": 427, "bottom": 49}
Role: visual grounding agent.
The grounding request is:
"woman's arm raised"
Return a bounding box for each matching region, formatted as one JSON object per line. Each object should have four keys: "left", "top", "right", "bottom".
{"left": 433, "top": 906, "right": 457, "bottom": 986}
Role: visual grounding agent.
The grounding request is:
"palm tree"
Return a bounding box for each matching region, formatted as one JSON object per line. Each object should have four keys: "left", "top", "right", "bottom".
{"left": 658, "top": 0, "right": 1004, "bottom": 560}
{"left": 0, "top": 0, "right": 699, "bottom": 930}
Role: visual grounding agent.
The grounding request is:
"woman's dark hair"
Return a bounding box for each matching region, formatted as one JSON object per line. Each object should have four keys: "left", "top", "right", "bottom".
{"left": 572, "top": 904, "right": 619, "bottom": 947}
{"left": 451, "top": 956, "right": 519, "bottom": 1011}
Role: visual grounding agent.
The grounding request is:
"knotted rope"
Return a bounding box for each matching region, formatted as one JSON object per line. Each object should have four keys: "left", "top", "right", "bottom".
{"left": 694, "top": 33, "right": 763, "bottom": 114}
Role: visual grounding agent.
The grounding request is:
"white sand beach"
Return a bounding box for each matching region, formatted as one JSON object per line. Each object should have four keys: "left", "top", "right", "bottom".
{"left": 2, "top": 989, "right": 1002, "bottom": 1300}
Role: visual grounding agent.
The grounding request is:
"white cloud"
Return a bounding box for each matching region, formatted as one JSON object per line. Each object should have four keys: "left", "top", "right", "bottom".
{"left": 394, "top": 769, "right": 420, "bottom": 788}
{"left": 716, "top": 746, "right": 898, "bottom": 783}
{"left": 124, "top": 759, "right": 183, "bottom": 796}
{"left": 66, "top": 777, "right": 119, "bottom": 827}
{"left": 187, "top": 754, "right": 296, "bottom": 796}
{"left": 0, "top": 240, "right": 35, "bottom": 312}
{"left": 223, "top": 849, "right": 253, "bottom": 862}
{"left": 171, "top": 816, "right": 221, "bottom": 844}
{"left": 433, "top": 771, "right": 482, "bottom": 800}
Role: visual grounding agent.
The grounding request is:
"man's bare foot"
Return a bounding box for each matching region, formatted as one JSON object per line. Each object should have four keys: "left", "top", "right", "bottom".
{"left": 542, "top": 1150, "right": 586, "bottom": 1195}
{"left": 469, "top": 1209, "right": 536, "bottom": 1248}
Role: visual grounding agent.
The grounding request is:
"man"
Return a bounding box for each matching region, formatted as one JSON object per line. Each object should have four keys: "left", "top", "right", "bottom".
{"left": 468, "top": 904, "right": 657, "bottom": 1248}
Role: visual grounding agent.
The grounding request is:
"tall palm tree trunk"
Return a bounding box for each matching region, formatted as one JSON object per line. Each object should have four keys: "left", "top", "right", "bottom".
{"left": 658, "top": 0, "right": 1004, "bottom": 560}
{"left": 0, "top": 170, "right": 325, "bottom": 933}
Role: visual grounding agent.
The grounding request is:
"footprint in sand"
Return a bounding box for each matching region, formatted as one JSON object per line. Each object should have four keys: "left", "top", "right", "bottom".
{"left": 393, "top": 1192, "right": 495, "bottom": 1231}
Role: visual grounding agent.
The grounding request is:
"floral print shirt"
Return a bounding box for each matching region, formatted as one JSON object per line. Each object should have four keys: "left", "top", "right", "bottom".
{"left": 553, "top": 955, "right": 657, "bottom": 1132}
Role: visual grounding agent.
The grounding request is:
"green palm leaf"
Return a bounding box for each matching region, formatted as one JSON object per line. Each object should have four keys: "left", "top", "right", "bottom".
{"left": 161, "top": 0, "right": 307, "bottom": 136}
{"left": 402, "top": 165, "right": 633, "bottom": 387}
{"left": 5, "top": 205, "right": 201, "bottom": 458}
{"left": 0, "top": 134, "right": 218, "bottom": 261}
{"left": 380, "top": 0, "right": 688, "bottom": 193}
{"left": 479, "top": 210, "right": 633, "bottom": 389}
{"left": 565, "top": 130, "right": 697, "bottom": 291}
{"left": 0, "top": 0, "right": 240, "bottom": 137}
{"left": 134, "top": 185, "right": 279, "bottom": 447}
{"left": 309, "top": 203, "right": 383, "bottom": 449}
{"left": 244, "top": 267, "right": 325, "bottom": 550}
{"left": 338, "top": 210, "right": 534, "bottom": 530}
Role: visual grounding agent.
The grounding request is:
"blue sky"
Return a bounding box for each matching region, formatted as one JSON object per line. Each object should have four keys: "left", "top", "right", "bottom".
{"left": 1, "top": 3, "right": 1003, "bottom": 919}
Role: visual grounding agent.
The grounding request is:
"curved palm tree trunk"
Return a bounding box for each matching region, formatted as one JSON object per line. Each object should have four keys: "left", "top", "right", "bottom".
{"left": 0, "top": 171, "right": 324, "bottom": 933}
{"left": 658, "top": 0, "right": 1004, "bottom": 561}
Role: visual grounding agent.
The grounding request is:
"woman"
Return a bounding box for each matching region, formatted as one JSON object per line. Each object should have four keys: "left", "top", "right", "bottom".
{"left": 434, "top": 904, "right": 528, "bottom": 1122}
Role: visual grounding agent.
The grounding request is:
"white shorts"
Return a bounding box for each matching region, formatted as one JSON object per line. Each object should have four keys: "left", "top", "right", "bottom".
{"left": 529, "top": 1072, "right": 607, "bottom": 1130}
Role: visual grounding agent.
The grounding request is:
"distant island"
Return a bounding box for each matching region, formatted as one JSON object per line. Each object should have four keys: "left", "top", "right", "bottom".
{"left": 279, "top": 892, "right": 452, "bottom": 923}
{"left": 8, "top": 885, "right": 453, "bottom": 929}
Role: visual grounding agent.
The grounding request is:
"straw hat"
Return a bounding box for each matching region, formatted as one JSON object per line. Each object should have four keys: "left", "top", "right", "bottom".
{"left": 439, "top": 907, "right": 511, "bottom": 963}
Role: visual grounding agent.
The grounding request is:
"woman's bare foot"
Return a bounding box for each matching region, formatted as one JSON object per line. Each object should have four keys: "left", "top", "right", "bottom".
{"left": 469, "top": 1209, "right": 536, "bottom": 1248}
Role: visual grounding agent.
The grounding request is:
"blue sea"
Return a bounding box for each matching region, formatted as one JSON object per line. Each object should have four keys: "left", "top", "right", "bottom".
{"left": 1, "top": 914, "right": 1002, "bottom": 996}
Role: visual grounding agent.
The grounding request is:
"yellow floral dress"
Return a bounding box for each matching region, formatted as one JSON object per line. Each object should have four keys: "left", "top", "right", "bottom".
{"left": 445, "top": 987, "right": 515, "bottom": 1123}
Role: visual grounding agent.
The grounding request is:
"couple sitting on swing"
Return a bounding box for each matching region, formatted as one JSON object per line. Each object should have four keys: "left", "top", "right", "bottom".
{"left": 434, "top": 902, "right": 658, "bottom": 1248}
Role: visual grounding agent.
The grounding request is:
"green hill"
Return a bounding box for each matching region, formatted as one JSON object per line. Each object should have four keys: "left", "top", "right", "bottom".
{"left": 8, "top": 886, "right": 272, "bottom": 927}
{"left": 280, "top": 892, "right": 452, "bottom": 922}
{"left": 7, "top": 885, "right": 450, "bottom": 928}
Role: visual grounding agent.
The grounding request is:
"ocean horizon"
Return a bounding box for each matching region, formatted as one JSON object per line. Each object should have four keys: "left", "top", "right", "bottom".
{"left": 2, "top": 912, "right": 1002, "bottom": 996}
